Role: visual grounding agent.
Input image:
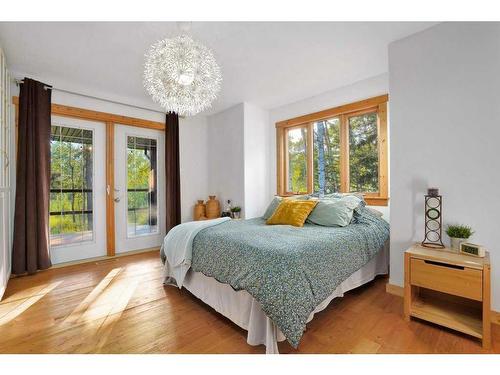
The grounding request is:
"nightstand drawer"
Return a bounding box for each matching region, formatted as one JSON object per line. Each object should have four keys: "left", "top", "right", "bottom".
{"left": 410, "top": 258, "right": 482, "bottom": 301}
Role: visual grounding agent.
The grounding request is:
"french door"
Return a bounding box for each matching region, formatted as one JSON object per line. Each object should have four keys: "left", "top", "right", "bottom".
{"left": 49, "top": 120, "right": 165, "bottom": 264}
{"left": 49, "top": 116, "right": 107, "bottom": 264}
{"left": 113, "top": 124, "right": 166, "bottom": 254}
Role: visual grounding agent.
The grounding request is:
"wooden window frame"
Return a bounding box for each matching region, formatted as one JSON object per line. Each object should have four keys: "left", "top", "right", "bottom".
{"left": 276, "top": 94, "right": 389, "bottom": 206}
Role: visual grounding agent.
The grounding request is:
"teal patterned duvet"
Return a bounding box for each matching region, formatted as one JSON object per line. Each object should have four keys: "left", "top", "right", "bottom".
{"left": 189, "top": 207, "right": 389, "bottom": 348}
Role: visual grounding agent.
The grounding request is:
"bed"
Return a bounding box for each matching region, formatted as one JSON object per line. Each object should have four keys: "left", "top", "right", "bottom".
{"left": 161, "top": 206, "right": 390, "bottom": 354}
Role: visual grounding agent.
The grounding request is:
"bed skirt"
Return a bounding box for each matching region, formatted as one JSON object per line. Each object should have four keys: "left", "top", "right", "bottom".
{"left": 165, "top": 240, "right": 389, "bottom": 354}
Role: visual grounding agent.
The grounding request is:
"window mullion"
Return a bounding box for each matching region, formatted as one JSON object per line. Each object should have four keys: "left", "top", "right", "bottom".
{"left": 283, "top": 128, "right": 289, "bottom": 194}
{"left": 340, "top": 114, "right": 349, "bottom": 193}
{"left": 378, "top": 102, "right": 388, "bottom": 199}
{"left": 276, "top": 127, "right": 284, "bottom": 195}
{"left": 306, "top": 122, "right": 314, "bottom": 194}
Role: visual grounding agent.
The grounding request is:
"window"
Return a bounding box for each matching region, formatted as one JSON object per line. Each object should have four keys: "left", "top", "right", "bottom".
{"left": 287, "top": 127, "right": 308, "bottom": 193}
{"left": 313, "top": 118, "right": 341, "bottom": 195}
{"left": 348, "top": 111, "right": 379, "bottom": 193}
{"left": 127, "top": 136, "right": 158, "bottom": 237}
{"left": 50, "top": 125, "right": 94, "bottom": 246}
{"left": 276, "top": 95, "right": 388, "bottom": 206}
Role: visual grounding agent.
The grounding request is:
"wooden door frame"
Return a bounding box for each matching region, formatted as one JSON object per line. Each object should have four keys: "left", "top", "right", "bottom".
{"left": 12, "top": 96, "right": 165, "bottom": 256}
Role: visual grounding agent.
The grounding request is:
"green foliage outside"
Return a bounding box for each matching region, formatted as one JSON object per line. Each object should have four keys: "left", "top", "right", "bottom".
{"left": 49, "top": 128, "right": 159, "bottom": 243}
{"left": 349, "top": 113, "right": 378, "bottom": 193}
{"left": 127, "top": 137, "right": 158, "bottom": 235}
{"left": 287, "top": 128, "right": 308, "bottom": 193}
{"left": 49, "top": 126, "right": 93, "bottom": 240}
{"left": 313, "top": 118, "right": 340, "bottom": 194}
{"left": 286, "top": 113, "right": 379, "bottom": 196}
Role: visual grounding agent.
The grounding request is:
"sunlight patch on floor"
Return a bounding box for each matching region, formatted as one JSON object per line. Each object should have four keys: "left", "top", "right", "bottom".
{"left": 48, "top": 266, "right": 145, "bottom": 353}
{"left": 0, "top": 281, "right": 62, "bottom": 326}
{"left": 93, "top": 277, "right": 141, "bottom": 352}
{"left": 78, "top": 273, "right": 138, "bottom": 323}
{"left": 63, "top": 267, "right": 122, "bottom": 324}
{"left": 0, "top": 282, "right": 60, "bottom": 305}
{"left": 61, "top": 274, "right": 141, "bottom": 353}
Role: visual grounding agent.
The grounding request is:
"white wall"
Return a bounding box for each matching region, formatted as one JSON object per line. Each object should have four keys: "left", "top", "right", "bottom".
{"left": 389, "top": 22, "right": 500, "bottom": 310}
{"left": 268, "top": 73, "right": 390, "bottom": 220}
{"left": 207, "top": 103, "right": 245, "bottom": 215}
{"left": 206, "top": 102, "right": 271, "bottom": 219}
{"left": 179, "top": 116, "right": 209, "bottom": 222}
{"left": 244, "top": 103, "right": 271, "bottom": 218}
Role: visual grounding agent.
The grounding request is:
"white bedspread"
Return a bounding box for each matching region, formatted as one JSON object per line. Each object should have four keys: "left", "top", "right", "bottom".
{"left": 162, "top": 217, "right": 230, "bottom": 287}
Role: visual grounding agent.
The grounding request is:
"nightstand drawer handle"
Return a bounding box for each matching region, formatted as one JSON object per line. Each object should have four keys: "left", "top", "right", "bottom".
{"left": 424, "top": 260, "right": 464, "bottom": 270}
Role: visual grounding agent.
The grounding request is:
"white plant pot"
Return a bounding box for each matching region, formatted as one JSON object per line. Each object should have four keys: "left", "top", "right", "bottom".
{"left": 450, "top": 237, "right": 467, "bottom": 251}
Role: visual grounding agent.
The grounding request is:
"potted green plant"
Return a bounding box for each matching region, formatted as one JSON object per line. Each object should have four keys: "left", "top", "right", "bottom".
{"left": 231, "top": 206, "right": 242, "bottom": 219}
{"left": 446, "top": 224, "right": 474, "bottom": 251}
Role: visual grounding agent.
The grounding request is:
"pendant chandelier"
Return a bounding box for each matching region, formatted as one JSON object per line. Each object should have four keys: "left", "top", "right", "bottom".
{"left": 143, "top": 32, "right": 222, "bottom": 117}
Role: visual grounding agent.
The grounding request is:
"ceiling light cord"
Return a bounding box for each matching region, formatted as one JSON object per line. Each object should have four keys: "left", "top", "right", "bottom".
{"left": 176, "top": 21, "right": 192, "bottom": 35}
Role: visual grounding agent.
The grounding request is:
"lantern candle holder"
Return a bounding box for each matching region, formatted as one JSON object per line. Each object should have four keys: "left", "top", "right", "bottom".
{"left": 421, "top": 188, "right": 445, "bottom": 249}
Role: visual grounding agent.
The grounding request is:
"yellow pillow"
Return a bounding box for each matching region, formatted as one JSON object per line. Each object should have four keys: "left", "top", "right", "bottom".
{"left": 266, "top": 199, "right": 318, "bottom": 227}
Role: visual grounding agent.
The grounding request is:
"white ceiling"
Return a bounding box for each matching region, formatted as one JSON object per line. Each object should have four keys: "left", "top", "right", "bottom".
{"left": 0, "top": 22, "right": 435, "bottom": 115}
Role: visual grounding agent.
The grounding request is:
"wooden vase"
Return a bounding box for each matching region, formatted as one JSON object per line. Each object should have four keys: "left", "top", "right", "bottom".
{"left": 206, "top": 195, "right": 221, "bottom": 219}
{"left": 193, "top": 200, "right": 206, "bottom": 221}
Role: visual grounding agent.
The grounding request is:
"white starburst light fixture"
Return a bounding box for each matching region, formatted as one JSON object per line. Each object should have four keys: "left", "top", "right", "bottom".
{"left": 143, "top": 31, "right": 222, "bottom": 117}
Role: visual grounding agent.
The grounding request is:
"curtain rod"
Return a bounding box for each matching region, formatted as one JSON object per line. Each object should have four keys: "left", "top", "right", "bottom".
{"left": 15, "top": 78, "right": 52, "bottom": 90}
{"left": 14, "top": 79, "right": 167, "bottom": 115}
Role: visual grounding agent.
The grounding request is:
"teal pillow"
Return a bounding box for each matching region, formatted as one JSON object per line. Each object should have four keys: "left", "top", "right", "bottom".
{"left": 263, "top": 197, "right": 282, "bottom": 219}
{"left": 306, "top": 196, "right": 361, "bottom": 227}
{"left": 322, "top": 192, "right": 365, "bottom": 201}
{"left": 262, "top": 195, "right": 310, "bottom": 219}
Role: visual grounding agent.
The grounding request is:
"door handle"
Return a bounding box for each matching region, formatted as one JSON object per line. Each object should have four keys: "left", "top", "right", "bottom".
{"left": 113, "top": 188, "right": 120, "bottom": 202}
{"left": 108, "top": 186, "right": 120, "bottom": 202}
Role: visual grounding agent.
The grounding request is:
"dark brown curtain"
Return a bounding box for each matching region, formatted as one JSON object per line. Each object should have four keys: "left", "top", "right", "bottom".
{"left": 165, "top": 112, "right": 181, "bottom": 232}
{"left": 12, "top": 78, "right": 52, "bottom": 275}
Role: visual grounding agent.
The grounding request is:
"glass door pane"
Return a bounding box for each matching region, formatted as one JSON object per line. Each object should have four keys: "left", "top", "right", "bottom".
{"left": 49, "top": 116, "right": 106, "bottom": 264}
{"left": 126, "top": 136, "right": 158, "bottom": 237}
{"left": 50, "top": 125, "right": 94, "bottom": 246}
{"left": 114, "top": 125, "right": 165, "bottom": 254}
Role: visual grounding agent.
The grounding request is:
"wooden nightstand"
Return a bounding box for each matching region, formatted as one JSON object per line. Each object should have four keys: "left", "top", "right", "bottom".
{"left": 404, "top": 244, "right": 491, "bottom": 349}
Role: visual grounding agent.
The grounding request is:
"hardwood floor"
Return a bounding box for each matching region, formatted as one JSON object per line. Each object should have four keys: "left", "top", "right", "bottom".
{"left": 0, "top": 250, "right": 498, "bottom": 354}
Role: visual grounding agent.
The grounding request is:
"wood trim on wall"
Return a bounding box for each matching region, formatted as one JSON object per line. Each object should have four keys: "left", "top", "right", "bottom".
{"left": 276, "top": 126, "right": 285, "bottom": 195}
{"left": 306, "top": 122, "right": 314, "bottom": 193}
{"left": 385, "top": 282, "right": 500, "bottom": 325}
{"left": 105, "top": 122, "right": 116, "bottom": 257}
{"left": 339, "top": 114, "right": 349, "bottom": 192}
{"left": 378, "top": 102, "right": 389, "bottom": 200}
{"left": 386, "top": 282, "right": 404, "bottom": 297}
{"left": 276, "top": 94, "right": 389, "bottom": 128}
{"left": 12, "top": 96, "right": 164, "bottom": 130}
